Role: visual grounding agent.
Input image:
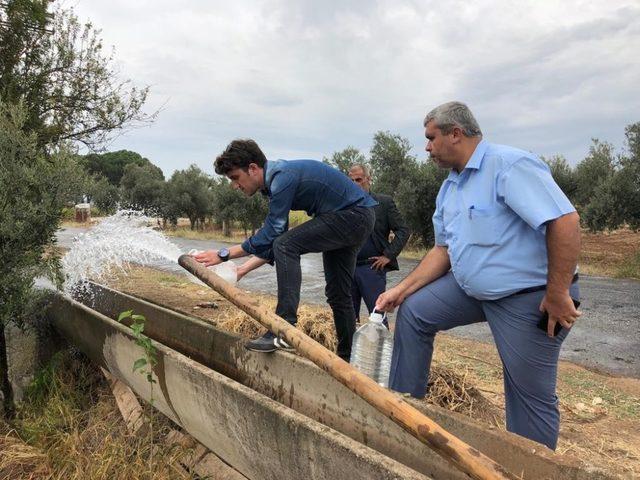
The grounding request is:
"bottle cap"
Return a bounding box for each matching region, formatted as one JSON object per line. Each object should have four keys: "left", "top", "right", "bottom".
{"left": 369, "top": 310, "right": 385, "bottom": 323}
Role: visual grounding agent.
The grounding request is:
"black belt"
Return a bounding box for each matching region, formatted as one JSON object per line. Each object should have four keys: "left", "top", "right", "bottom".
{"left": 512, "top": 273, "right": 579, "bottom": 296}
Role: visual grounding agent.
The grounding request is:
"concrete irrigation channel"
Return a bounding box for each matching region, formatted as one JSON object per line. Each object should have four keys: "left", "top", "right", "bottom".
{"left": 45, "top": 283, "right": 616, "bottom": 480}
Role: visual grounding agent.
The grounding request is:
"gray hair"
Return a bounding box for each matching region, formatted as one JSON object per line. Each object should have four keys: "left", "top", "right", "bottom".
{"left": 423, "top": 101, "right": 482, "bottom": 137}
{"left": 349, "top": 163, "right": 371, "bottom": 177}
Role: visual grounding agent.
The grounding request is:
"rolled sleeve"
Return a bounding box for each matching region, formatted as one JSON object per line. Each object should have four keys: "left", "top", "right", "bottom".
{"left": 432, "top": 206, "right": 447, "bottom": 246}
{"left": 499, "top": 157, "right": 576, "bottom": 231}
{"left": 432, "top": 185, "right": 448, "bottom": 246}
{"left": 242, "top": 171, "right": 296, "bottom": 257}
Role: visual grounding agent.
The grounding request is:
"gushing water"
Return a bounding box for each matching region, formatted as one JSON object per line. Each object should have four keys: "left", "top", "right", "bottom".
{"left": 62, "top": 210, "right": 183, "bottom": 297}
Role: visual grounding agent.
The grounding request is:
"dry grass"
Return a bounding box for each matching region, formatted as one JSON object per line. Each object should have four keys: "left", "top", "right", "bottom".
{"left": 1, "top": 352, "right": 196, "bottom": 480}
{"left": 208, "top": 294, "right": 338, "bottom": 352}
{"left": 164, "top": 226, "right": 247, "bottom": 244}
{"left": 580, "top": 227, "right": 640, "bottom": 279}
{"left": 0, "top": 433, "right": 52, "bottom": 480}
{"left": 425, "top": 365, "right": 491, "bottom": 416}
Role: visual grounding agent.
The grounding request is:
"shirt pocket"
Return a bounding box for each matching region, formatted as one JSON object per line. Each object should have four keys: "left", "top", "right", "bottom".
{"left": 461, "top": 206, "right": 500, "bottom": 246}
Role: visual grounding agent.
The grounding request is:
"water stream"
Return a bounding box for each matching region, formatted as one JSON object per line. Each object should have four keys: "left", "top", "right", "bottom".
{"left": 61, "top": 210, "right": 184, "bottom": 298}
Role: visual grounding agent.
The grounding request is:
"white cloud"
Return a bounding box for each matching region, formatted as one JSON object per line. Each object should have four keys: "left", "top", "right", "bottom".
{"left": 72, "top": 0, "right": 640, "bottom": 175}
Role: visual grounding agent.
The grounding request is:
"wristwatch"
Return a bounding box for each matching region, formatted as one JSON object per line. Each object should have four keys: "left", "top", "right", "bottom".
{"left": 217, "top": 247, "right": 230, "bottom": 262}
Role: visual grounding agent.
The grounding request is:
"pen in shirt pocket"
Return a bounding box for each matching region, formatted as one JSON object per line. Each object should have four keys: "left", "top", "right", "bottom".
{"left": 468, "top": 205, "right": 475, "bottom": 219}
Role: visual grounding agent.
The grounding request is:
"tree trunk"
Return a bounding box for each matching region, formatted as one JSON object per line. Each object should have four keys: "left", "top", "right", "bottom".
{"left": 0, "top": 325, "right": 15, "bottom": 418}
{"left": 222, "top": 220, "right": 231, "bottom": 237}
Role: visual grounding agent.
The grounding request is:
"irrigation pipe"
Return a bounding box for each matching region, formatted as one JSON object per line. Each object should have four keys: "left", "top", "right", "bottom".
{"left": 179, "top": 254, "right": 517, "bottom": 480}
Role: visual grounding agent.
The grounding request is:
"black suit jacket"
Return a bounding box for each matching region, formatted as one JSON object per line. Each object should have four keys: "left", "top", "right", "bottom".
{"left": 362, "top": 192, "right": 410, "bottom": 271}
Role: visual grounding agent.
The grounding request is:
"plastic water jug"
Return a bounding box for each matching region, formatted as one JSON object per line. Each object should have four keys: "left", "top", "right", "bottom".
{"left": 350, "top": 310, "right": 393, "bottom": 387}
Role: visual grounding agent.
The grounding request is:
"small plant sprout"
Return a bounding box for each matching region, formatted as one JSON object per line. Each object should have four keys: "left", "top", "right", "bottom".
{"left": 118, "top": 309, "right": 159, "bottom": 473}
{"left": 117, "top": 310, "right": 158, "bottom": 389}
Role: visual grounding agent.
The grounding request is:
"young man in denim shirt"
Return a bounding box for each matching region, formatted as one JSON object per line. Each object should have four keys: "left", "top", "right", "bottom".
{"left": 194, "top": 139, "right": 376, "bottom": 360}
{"left": 376, "top": 102, "right": 581, "bottom": 450}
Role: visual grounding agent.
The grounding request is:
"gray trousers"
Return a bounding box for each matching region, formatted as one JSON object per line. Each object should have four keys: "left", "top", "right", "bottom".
{"left": 390, "top": 272, "right": 580, "bottom": 450}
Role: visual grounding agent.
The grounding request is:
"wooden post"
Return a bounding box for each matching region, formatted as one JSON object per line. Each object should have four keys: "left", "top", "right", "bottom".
{"left": 179, "top": 255, "right": 517, "bottom": 480}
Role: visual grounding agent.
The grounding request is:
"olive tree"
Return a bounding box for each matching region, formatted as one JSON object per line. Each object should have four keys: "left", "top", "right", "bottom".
{"left": 0, "top": 103, "right": 84, "bottom": 415}
{"left": 322, "top": 146, "right": 367, "bottom": 174}
{"left": 167, "top": 165, "right": 214, "bottom": 230}
{"left": 0, "top": 1, "right": 153, "bottom": 149}
{"left": 369, "top": 131, "right": 417, "bottom": 195}
{"left": 119, "top": 162, "right": 165, "bottom": 213}
{"left": 396, "top": 162, "right": 447, "bottom": 247}
{"left": 0, "top": 1, "right": 153, "bottom": 416}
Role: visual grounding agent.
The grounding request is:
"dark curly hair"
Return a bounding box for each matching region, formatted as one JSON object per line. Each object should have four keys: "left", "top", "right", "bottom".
{"left": 214, "top": 139, "right": 267, "bottom": 175}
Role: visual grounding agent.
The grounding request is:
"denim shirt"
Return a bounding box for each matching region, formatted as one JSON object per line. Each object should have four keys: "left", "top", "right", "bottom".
{"left": 241, "top": 159, "right": 377, "bottom": 259}
{"left": 432, "top": 140, "right": 576, "bottom": 300}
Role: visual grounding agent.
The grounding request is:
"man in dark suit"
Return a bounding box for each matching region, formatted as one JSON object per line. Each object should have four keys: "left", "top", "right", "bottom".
{"left": 348, "top": 164, "right": 410, "bottom": 322}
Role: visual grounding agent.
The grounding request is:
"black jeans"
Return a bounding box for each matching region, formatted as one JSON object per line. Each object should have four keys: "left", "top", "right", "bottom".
{"left": 272, "top": 207, "right": 375, "bottom": 360}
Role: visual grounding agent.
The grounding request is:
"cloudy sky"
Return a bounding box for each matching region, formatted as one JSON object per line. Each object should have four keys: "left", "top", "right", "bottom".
{"left": 71, "top": 0, "right": 640, "bottom": 177}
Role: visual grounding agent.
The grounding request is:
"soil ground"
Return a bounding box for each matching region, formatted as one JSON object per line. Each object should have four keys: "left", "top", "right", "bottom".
{"left": 579, "top": 228, "right": 640, "bottom": 278}
{"left": 104, "top": 266, "right": 640, "bottom": 478}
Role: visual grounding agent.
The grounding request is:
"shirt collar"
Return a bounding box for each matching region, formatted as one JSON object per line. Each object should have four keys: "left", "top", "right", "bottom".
{"left": 464, "top": 139, "right": 488, "bottom": 171}
{"left": 444, "top": 139, "right": 488, "bottom": 184}
{"left": 260, "top": 160, "right": 271, "bottom": 196}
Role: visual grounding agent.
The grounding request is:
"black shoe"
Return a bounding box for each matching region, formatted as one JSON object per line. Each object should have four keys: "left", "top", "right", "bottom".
{"left": 245, "top": 332, "right": 294, "bottom": 353}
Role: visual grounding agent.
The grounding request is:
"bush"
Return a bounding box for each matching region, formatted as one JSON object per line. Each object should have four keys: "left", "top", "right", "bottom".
{"left": 396, "top": 162, "right": 447, "bottom": 247}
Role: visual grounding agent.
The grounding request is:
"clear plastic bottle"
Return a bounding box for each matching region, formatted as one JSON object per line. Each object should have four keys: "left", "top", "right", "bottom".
{"left": 211, "top": 261, "right": 238, "bottom": 285}
{"left": 187, "top": 249, "right": 237, "bottom": 285}
{"left": 350, "top": 310, "right": 394, "bottom": 387}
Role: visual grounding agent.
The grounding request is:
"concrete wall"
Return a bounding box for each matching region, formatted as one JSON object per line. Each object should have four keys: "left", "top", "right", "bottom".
{"left": 49, "top": 293, "right": 431, "bottom": 480}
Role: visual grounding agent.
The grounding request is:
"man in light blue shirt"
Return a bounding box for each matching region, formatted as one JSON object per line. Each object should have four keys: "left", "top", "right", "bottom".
{"left": 376, "top": 102, "right": 581, "bottom": 450}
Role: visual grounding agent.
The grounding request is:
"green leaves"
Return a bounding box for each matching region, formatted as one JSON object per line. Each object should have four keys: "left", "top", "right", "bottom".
{"left": 132, "top": 358, "right": 147, "bottom": 372}
{"left": 0, "top": 3, "right": 154, "bottom": 150}
{"left": 118, "top": 310, "right": 158, "bottom": 387}
{"left": 131, "top": 322, "right": 144, "bottom": 336}
{"left": 0, "top": 101, "right": 85, "bottom": 327}
{"left": 322, "top": 146, "right": 366, "bottom": 174}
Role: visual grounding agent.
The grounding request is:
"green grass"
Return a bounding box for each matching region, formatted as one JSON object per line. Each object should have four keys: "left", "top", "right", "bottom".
{"left": 615, "top": 250, "right": 640, "bottom": 280}
{"left": 560, "top": 370, "right": 640, "bottom": 419}
{"left": 156, "top": 273, "right": 190, "bottom": 286}
{"left": 164, "top": 227, "right": 242, "bottom": 243}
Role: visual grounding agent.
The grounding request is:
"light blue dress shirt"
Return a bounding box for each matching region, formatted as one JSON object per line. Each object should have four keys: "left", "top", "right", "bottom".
{"left": 432, "top": 140, "right": 576, "bottom": 300}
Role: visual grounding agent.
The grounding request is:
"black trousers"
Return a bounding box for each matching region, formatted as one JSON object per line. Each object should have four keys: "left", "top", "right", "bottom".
{"left": 272, "top": 207, "right": 375, "bottom": 360}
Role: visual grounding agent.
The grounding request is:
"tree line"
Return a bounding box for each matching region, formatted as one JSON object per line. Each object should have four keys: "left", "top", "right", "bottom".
{"left": 324, "top": 126, "right": 640, "bottom": 246}
{"left": 86, "top": 121, "right": 639, "bottom": 249}
{"left": 81, "top": 150, "right": 268, "bottom": 236}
